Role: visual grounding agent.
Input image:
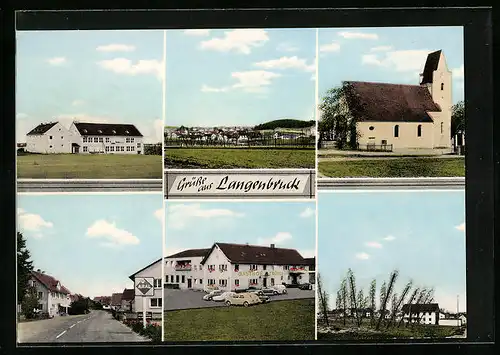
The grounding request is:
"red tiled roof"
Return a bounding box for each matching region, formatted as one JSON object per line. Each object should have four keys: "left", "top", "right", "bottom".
{"left": 202, "top": 243, "right": 307, "bottom": 265}
{"left": 31, "top": 270, "right": 70, "bottom": 294}
{"left": 343, "top": 81, "right": 441, "bottom": 123}
{"left": 121, "top": 289, "right": 135, "bottom": 301}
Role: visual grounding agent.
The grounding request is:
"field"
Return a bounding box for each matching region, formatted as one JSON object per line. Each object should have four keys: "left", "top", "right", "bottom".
{"left": 318, "top": 157, "right": 465, "bottom": 178}
{"left": 163, "top": 299, "right": 315, "bottom": 341}
{"left": 17, "top": 154, "right": 162, "bottom": 179}
{"left": 165, "top": 148, "right": 315, "bottom": 169}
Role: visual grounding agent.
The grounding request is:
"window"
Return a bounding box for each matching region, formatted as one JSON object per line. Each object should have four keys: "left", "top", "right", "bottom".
{"left": 61, "top": 136, "right": 63, "bottom": 139}
{"left": 199, "top": 265, "right": 203, "bottom": 270}
{"left": 263, "top": 265, "right": 267, "bottom": 270}
{"left": 219, "top": 279, "right": 227, "bottom": 287}
{"left": 99, "top": 137, "right": 103, "bottom": 143}
{"left": 369, "top": 126, "right": 374, "bottom": 131}
{"left": 381, "top": 139, "right": 387, "bottom": 145}
{"left": 176, "top": 275, "right": 179, "bottom": 283}
{"left": 49, "top": 145, "right": 53, "bottom": 148}
{"left": 208, "top": 279, "right": 215, "bottom": 285}
{"left": 126, "top": 138, "right": 131, "bottom": 143}
{"left": 49, "top": 136, "right": 52, "bottom": 139}
{"left": 105, "top": 146, "right": 110, "bottom": 152}
{"left": 417, "top": 125, "right": 422, "bottom": 137}
{"left": 394, "top": 125, "right": 399, "bottom": 138}
{"left": 38, "top": 292, "right": 43, "bottom": 299}
{"left": 249, "top": 278, "right": 258, "bottom": 285}
{"left": 194, "top": 265, "right": 197, "bottom": 271}
{"left": 105, "top": 137, "right": 110, "bottom": 143}
{"left": 83, "top": 146, "right": 88, "bottom": 152}
{"left": 112, "top": 130, "right": 116, "bottom": 134}
{"left": 170, "top": 275, "right": 174, "bottom": 283}
{"left": 94, "top": 137, "right": 98, "bottom": 143}
{"left": 181, "top": 275, "right": 185, "bottom": 283}
{"left": 131, "top": 146, "right": 135, "bottom": 151}
{"left": 110, "top": 146, "right": 115, "bottom": 152}
{"left": 441, "top": 122, "right": 444, "bottom": 134}
{"left": 234, "top": 279, "right": 239, "bottom": 286}
{"left": 234, "top": 264, "right": 239, "bottom": 271}
{"left": 83, "top": 137, "right": 87, "bottom": 143}
{"left": 131, "top": 138, "right": 135, "bottom": 143}
{"left": 137, "top": 143, "right": 141, "bottom": 147}
{"left": 165, "top": 275, "right": 169, "bottom": 283}
{"left": 283, "top": 265, "right": 289, "bottom": 270}
{"left": 250, "top": 264, "right": 258, "bottom": 271}
{"left": 441, "top": 83, "right": 444, "bottom": 90}
{"left": 150, "top": 298, "right": 162, "bottom": 308}
{"left": 126, "top": 146, "right": 130, "bottom": 151}
{"left": 121, "top": 146, "right": 125, "bottom": 152}
{"left": 199, "top": 279, "right": 203, "bottom": 284}
{"left": 154, "top": 279, "right": 162, "bottom": 288}
{"left": 219, "top": 264, "right": 227, "bottom": 272}
{"left": 271, "top": 278, "right": 275, "bottom": 286}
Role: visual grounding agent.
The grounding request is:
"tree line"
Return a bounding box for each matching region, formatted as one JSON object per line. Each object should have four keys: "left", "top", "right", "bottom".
{"left": 317, "top": 269, "right": 436, "bottom": 331}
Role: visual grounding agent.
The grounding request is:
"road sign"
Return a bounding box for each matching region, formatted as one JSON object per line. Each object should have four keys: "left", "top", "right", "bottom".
{"left": 134, "top": 277, "right": 154, "bottom": 297}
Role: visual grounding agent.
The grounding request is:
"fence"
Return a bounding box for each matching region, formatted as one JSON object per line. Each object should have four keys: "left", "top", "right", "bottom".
{"left": 357, "top": 143, "right": 393, "bottom": 152}
{"left": 164, "top": 137, "right": 315, "bottom": 149}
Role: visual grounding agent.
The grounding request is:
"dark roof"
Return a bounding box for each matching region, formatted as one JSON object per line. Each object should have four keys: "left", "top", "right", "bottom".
{"left": 26, "top": 122, "right": 58, "bottom": 136}
{"left": 304, "top": 257, "right": 315, "bottom": 266}
{"left": 111, "top": 293, "right": 123, "bottom": 306}
{"left": 166, "top": 248, "right": 211, "bottom": 259}
{"left": 402, "top": 303, "right": 440, "bottom": 313}
{"left": 202, "top": 243, "right": 306, "bottom": 265}
{"left": 73, "top": 122, "right": 143, "bottom": 137}
{"left": 344, "top": 81, "right": 441, "bottom": 123}
{"left": 420, "top": 50, "right": 442, "bottom": 85}
{"left": 31, "top": 270, "right": 70, "bottom": 294}
{"left": 121, "top": 289, "right": 135, "bottom": 301}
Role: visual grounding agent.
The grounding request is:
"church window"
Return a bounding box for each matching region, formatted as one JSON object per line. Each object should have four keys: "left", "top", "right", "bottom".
{"left": 441, "top": 122, "right": 444, "bottom": 134}
{"left": 417, "top": 125, "right": 422, "bottom": 137}
{"left": 441, "top": 83, "right": 444, "bottom": 90}
{"left": 369, "top": 126, "right": 374, "bottom": 131}
{"left": 394, "top": 125, "right": 399, "bottom": 138}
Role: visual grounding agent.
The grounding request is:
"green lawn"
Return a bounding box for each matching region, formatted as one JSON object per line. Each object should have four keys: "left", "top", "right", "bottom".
{"left": 319, "top": 157, "right": 465, "bottom": 178}
{"left": 17, "top": 154, "right": 162, "bottom": 179}
{"left": 165, "top": 148, "right": 315, "bottom": 169}
{"left": 164, "top": 299, "right": 315, "bottom": 341}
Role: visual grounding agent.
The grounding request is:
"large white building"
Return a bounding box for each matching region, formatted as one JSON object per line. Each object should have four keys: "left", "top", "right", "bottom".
{"left": 402, "top": 303, "right": 440, "bottom": 325}
{"left": 28, "top": 270, "right": 72, "bottom": 317}
{"left": 164, "top": 243, "right": 315, "bottom": 292}
{"left": 128, "top": 258, "right": 163, "bottom": 319}
{"left": 26, "top": 121, "right": 144, "bottom": 154}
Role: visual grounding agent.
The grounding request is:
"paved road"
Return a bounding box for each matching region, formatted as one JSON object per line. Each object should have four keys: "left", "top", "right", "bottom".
{"left": 164, "top": 288, "right": 315, "bottom": 311}
{"left": 18, "top": 310, "right": 148, "bottom": 343}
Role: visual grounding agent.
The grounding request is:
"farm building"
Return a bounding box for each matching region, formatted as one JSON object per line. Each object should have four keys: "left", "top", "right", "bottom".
{"left": 401, "top": 303, "right": 440, "bottom": 325}
{"left": 332, "top": 50, "right": 453, "bottom": 152}
{"left": 25, "top": 121, "right": 144, "bottom": 154}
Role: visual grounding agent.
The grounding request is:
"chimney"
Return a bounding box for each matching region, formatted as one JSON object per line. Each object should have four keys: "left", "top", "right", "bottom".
{"left": 270, "top": 244, "right": 275, "bottom": 249}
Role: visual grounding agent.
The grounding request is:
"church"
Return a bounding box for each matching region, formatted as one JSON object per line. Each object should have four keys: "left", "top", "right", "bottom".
{"left": 339, "top": 50, "right": 453, "bottom": 152}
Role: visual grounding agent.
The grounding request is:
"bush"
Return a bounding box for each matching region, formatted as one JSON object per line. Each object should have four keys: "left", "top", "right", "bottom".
{"left": 123, "top": 319, "right": 161, "bottom": 342}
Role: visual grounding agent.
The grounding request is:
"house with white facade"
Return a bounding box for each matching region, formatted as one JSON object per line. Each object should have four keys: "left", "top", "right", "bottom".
{"left": 401, "top": 303, "right": 440, "bottom": 325}
{"left": 29, "top": 269, "right": 72, "bottom": 317}
{"left": 164, "top": 243, "right": 314, "bottom": 292}
{"left": 128, "top": 258, "right": 163, "bottom": 319}
{"left": 25, "top": 121, "right": 144, "bottom": 154}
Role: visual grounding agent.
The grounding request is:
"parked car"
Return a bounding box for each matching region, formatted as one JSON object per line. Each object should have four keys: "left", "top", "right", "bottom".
{"left": 225, "top": 292, "right": 261, "bottom": 307}
{"left": 212, "top": 292, "right": 236, "bottom": 302}
{"left": 283, "top": 283, "right": 300, "bottom": 288}
{"left": 203, "top": 290, "right": 224, "bottom": 301}
{"left": 271, "top": 285, "right": 288, "bottom": 294}
{"left": 250, "top": 290, "right": 271, "bottom": 303}
{"left": 298, "top": 283, "right": 313, "bottom": 290}
{"left": 261, "top": 288, "right": 278, "bottom": 296}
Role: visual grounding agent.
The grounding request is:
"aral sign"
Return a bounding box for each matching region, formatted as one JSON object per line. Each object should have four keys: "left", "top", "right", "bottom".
{"left": 165, "top": 169, "right": 315, "bottom": 199}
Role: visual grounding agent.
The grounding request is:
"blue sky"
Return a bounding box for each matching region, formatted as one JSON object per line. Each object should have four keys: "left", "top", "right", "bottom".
{"left": 318, "top": 190, "right": 466, "bottom": 313}
{"left": 165, "top": 28, "right": 316, "bottom": 127}
{"left": 319, "top": 27, "right": 464, "bottom": 104}
{"left": 165, "top": 201, "right": 316, "bottom": 259}
{"left": 17, "top": 193, "right": 163, "bottom": 298}
{"left": 16, "top": 30, "right": 164, "bottom": 144}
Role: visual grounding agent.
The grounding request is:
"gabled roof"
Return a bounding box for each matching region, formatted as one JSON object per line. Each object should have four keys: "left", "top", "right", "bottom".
{"left": 31, "top": 270, "right": 70, "bottom": 294}
{"left": 201, "top": 243, "right": 306, "bottom": 266}
{"left": 402, "top": 303, "right": 440, "bottom": 313}
{"left": 26, "top": 122, "right": 58, "bottom": 136}
{"left": 304, "top": 257, "right": 315, "bottom": 266}
{"left": 166, "top": 248, "right": 211, "bottom": 259}
{"left": 121, "top": 288, "right": 135, "bottom": 301}
{"left": 111, "top": 293, "right": 123, "bottom": 306}
{"left": 343, "top": 81, "right": 441, "bottom": 123}
{"left": 420, "top": 50, "right": 442, "bottom": 85}
{"left": 73, "top": 122, "right": 143, "bottom": 137}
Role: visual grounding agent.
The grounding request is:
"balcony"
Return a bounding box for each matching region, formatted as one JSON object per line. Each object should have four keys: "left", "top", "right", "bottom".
{"left": 289, "top": 266, "right": 306, "bottom": 272}
{"left": 175, "top": 264, "right": 192, "bottom": 271}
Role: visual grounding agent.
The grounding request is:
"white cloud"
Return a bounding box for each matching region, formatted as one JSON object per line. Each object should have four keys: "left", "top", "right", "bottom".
{"left": 257, "top": 232, "right": 292, "bottom": 246}
{"left": 361, "top": 49, "right": 432, "bottom": 73}
{"left": 298, "top": 249, "right": 316, "bottom": 258}
{"left": 355, "top": 252, "right": 370, "bottom": 260}
{"left": 452, "top": 65, "right": 464, "bottom": 80}
{"left": 365, "top": 241, "right": 383, "bottom": 248}
{"left": 370, "top": 45, "right": 393, "bottom": 52}
{"left": 277, "top": 42, "right": 299, "bottom": 52}
{"left": 96, "top": 44, "right": 136, "bottom": 52}
{"left": 455, "top": 222, "right": 465, "bottom": 232}
{"left": 320, "top": 42, "right": 341, "bottom": 53}
{"left": 300, "top": 207, "right": 315, "bottom": 218}
{"left": 86, "top": 220, "right": 140, "bottom": 246}
{"left": 47, "top": 57, "right": 66, "bottom": 65}
{"left": 200, "top": 29, "right": 269, "bottom": 54}
{"left": 71, "top": 99, "right": 85, "bottom": 106}
{"left": 17, "top": 209, "right": 53, "bottom": 236}
{"left": 231, "top": 70, "right": 281, "bottom": 93}
{"left": 97, "top": 58, "right": 163, "bottom": 79}
{"left": 184, "top": 29, "right": 210, "bottom": 36}
{"left": 154, "top": 208, "right": 163, "bottom": 222}
{"left": 383, "top": 235, "right": 396, "bottom": 241}
{"left": 201, "top": 84, "right": 230, "bottom": 93}
{"left": 253, "top": 56, "right": 315, "bottom": 72}
{"left": 338, "top": 31, "right": 379, "bottom": 40}
{"left": 167, "top": 203, "right": 244, "bottom": 230}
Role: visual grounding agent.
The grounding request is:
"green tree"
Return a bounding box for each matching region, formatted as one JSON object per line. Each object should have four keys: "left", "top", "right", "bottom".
{"left": 451, "top": 101, "right": 465, "bottom": 138}
{"left": 317, "top": 273, "right": 330, "bottom": 327}
{"left": 369, "top": 279, "right": 377, "bottom": 326}
{"left": 318, "top": 84, "right": 360, "bottom": 149}
{"left": 17, "top": 232, "right": 34, "bottom": 304}
{"left": 21, "top": 286, "right": 40, "bottom": 319}
{"left": 69, "top": 297, "right": 90, "bottom": 315}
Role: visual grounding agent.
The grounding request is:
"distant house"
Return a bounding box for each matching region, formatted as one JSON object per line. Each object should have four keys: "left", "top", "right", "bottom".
{"left": 29, "top": 269, "right": 72, "bottom": 317}
{"left": 110, "top": 293, "right": 123, "bottom": 310}
{"left": 25, "top": 121, "right": 144, "bottom": 154}
{"left": 121, "top": 289, "right": 135, "bottom": 312}
{"left": 402, "top": 303, "right": 440, "bottom": 325}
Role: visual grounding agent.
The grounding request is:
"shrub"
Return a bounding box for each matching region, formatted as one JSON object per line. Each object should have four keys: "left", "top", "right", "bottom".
{"left": 123, "top": 319, "right": 161, "bottom": 342}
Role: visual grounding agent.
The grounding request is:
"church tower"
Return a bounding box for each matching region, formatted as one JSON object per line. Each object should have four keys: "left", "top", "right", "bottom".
{"left": 419, "top": 50, "right": 453, "bottom": 149}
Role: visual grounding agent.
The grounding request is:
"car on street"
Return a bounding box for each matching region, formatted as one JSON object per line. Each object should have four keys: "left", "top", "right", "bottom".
{"left": 261, "top": 288, "right": 279, "bottom": 296}
{"left": 298, "top": 283, "right": 313, "bottom": 290}
{"left": 271, "top": 285, "right": 288, "bottom": 294}
{"left": 203, "top": 290, "right": 224, "bottom": 301}
{"left": 212, "top": 291, "right": 236, "bottom": 302}
{"left": 250, "top": 290, "right": 271, "bottom": 303}
{"left": 225, "top": 292, "right": 261, "bottom": 307}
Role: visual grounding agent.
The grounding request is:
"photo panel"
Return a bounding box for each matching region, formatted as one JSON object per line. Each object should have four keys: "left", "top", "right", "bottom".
{"left": 317, "top": 26, "right": 465, "bottom": 179}
{"left": 163, "top": 200, "right": 316, "bottom": 342}
{"left": 316, "top": 190, "right": 466, "bottom": 341}
{"left": 16, "top": 30, "right": 164, "bottom": 181}
{"left": 16, "top": 193, "right": 163, "bottom": 344}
